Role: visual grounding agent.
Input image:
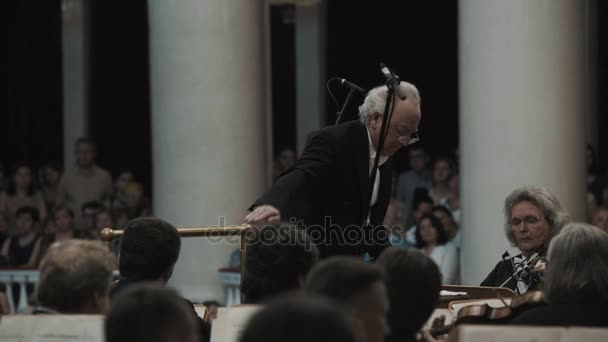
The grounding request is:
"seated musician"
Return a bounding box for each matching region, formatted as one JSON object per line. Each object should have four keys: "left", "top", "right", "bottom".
{"left": 510, "top": 222, "right": 608, "bottom": 327}
{"left": 481, "top": 186, "right": 569, "bottom": 294}
{"left": 377, "top": 247, "right": 441, "bottom": 342}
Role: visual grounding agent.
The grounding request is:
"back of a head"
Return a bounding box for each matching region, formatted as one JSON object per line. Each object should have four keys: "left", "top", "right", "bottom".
{"left": 240, "top": 294, "right": 362, "bottom": 342}
{"left": 304, "top": 256, "right": 384, "bottom": 308}
{"left": 37, "top": 239, "right": 116, "bottom": 313}
{"left": 377, "top": 247, "right": 441, "bottom": 339}
{"left": 545, "top": 222, "right": 608, "bottom": 304}
{"left": 242, "top": 224, "right": 319, "bottom": 304}
{"left": 119, "top": 217, "right": 180, "bottom": 281}
{"left": 106, "top": 283, "right": 199, "bottom": 342}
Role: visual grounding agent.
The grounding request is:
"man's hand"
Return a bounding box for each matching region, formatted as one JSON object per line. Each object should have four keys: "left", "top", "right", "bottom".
{"left": 245, "top": 205, "right": 281, "bottom": 224}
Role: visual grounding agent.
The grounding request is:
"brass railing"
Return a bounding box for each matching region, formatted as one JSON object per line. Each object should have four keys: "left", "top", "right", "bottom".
{"left": 99, "top": 224, "right": 253, "bottom": 276}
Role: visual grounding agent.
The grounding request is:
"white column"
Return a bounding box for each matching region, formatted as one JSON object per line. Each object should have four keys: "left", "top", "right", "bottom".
{"left": 148, "top": 0, "right": 268, "bottom": 301}
{"left": 61, "top": 0, "right": 90, "bottom": 168}
{"left": 459, "top": 0, "right": 588, "bottom": 285}
{"left": 295, "top": 1, "right": 326, "bottom": 152}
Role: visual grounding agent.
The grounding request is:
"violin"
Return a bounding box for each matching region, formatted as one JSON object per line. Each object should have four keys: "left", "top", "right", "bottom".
{"left": 429, "top": 290, "right": 546, "bottom": 337}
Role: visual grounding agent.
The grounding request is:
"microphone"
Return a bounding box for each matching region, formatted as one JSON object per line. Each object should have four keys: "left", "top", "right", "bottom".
{"left": 339, "top": 78, "right": 365, "bottom": 93}
{"left": 380, "top": 63, "right": 406, "bottom": 100}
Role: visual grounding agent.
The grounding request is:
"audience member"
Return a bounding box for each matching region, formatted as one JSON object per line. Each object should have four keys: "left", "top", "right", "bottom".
{"left": 511, "top": 223, "right": 608, "bottom": 327}
{"left": 81, "top": 200, "right": 105, "bottom": 237}
{"left": 305, "top": 256, "right": 389, "bottom": 342}
{"left": 56, "top": 137, "right": 113, "bottom": 227}
{"left": 385, "top": 198, "right": 411, "bottom": 249}
{"left": 96, "top": 207, "right": 115, "bottom": 230}
{"left": 111, "top": 170, "right": 134, "bottom": 210}
{"left": 240, "top": 294, "right": 362, "bottom": 342}
{"left": 272, "top": 146, "right": 297, "bottom": 180}
{"left": 0, "top": 213, "right": 8, "bottom": 249}
{"left": 0, "top": 163, "right": 47, "bottom": 230}
{"left": 415, "top": 214, "right": 459, "bottom": 284}
{"left": 431, "top": 206, "right": 460, "bottom": 247}
{"left": 404, "top": 194, "right": 434, "bottom": 245}
{"left": 111, "top": 216, "right": 210, "bottom": 342}
{"left": 441, "top": 172, "right": 461, "bottom": 223}
{"left": 591, "top": 206, "right": 608, "bottom": 233}
{"left": 38, "top": 205, "right": 92, "bottom": 263}
{"left": 377, "top": 247, "right": 442, "bottom": 342}
{"left": 123, "top": 182, "right": 152, "bottom": 219}
{"left": 39, "top": 162, "right": 62, "bottom": 212}
{"left": 587, "top": 144, "right": 607, "bottom": 211}
{"left": 428, "top": 157, "right": 454, "bottom": 205}
{"left": 106, "top": 283, "right": 199, "bottom": 342}
{"left": 242, "top": 223, "right": 319, "bottom": 304}
{"left": 396, "top": 145, "right": 431, "bottom": 221}
{"left": 34, "top": 239, "right": 116, "bottom": 314}
{"left": 481, "top": 185, "right": 569, "bottom": 293}
{"left": 1, "top": 207, "right": 41, "bottom": 267}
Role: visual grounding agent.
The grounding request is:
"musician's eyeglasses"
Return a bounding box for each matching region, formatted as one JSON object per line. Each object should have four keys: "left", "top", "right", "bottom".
{"left": 510, "top": 215, "right": 544, "bottom": 228}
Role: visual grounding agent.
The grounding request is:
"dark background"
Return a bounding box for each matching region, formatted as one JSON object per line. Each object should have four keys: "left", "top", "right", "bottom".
{"left": 3, "top": 0, "right": 607, "bottom": 195}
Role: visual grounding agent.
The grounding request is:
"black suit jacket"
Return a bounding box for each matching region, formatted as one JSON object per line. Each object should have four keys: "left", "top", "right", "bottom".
{"left": 252, "top": 121, "right": 392, "bottom": 258}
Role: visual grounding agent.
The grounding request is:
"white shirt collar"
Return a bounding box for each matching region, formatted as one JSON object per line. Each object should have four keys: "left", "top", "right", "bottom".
{"left": 366, "top": 128, "right": 389, "bottom": 167}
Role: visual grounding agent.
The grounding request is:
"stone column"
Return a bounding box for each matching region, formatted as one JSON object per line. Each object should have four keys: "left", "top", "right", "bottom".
{"left": 61, "top": 0, "right": 90, "bottom": 167}
{"left": 295, "top": 0, "right": 326, "bottom": 152}
{"left": 148, "top": 0, "right": 268, "bottom": 301}
{"left": 459, "top": 0, "right": 588, "bottom": 284}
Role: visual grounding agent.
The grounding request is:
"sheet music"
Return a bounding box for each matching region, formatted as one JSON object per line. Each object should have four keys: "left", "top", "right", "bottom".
{"left": 210, "top": 306, "right": 262, "bottom": 342}
{"left": 0, "top": 315, "right": 104, "bottom": 342}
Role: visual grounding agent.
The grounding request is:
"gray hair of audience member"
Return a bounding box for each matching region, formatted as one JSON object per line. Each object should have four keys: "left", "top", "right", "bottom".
{"left": 106, "top": 283, "right": 199, "bottom": 342}
{"left": 304, "top": 256, "right": 384, "bottom": 310}
{"left": 240, "top": 294, "right": 363, "bottom": 342}
{"left": 242, "top": 223, "right": 319, "bottom": 304}
{"left": 377, "top": 247, "right": 441, "bottom": 340}
{"left": 358, "top": 82, "right": 421, "bottom": 125}
{"left": 37, "top": 239, "right": 116, "bottom": 313}
{"left": 503, "top": 185, "right": 569, "bottom": 246}
{"left": 544, "top": 222, "right": 608, "bottom": 304}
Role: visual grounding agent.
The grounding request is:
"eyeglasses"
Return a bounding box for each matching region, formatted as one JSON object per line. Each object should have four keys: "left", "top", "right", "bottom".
{"left": 397, "top": 131, "right": 420, "bottom": 146}
{"left": 510, "top": 215, "right": 543, "bottom": 228}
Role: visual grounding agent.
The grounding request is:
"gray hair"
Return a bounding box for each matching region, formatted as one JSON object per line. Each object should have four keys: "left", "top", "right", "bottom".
{"left": 37, "top": 239, "right": 117, "bottom": 313}
{"left": 358, "top": 82, "right": 421, "bottom": 124}
{"left": 503, "top": 185, "right": 569, "bottom": 246}
{"left": 545, "top": 222, "right": 608, "bottom": 303}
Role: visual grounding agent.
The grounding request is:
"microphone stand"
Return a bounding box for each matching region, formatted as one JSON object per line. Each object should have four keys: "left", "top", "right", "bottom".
{"left": 364, "top": 76, "right": 397, "bottom": 225}
{"left": 335, "top": 88, "right": 358, "bottom": 126}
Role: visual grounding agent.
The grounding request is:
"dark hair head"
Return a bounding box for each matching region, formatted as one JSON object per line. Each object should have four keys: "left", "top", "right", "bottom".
{"left": 304, "top": 256, "right": 384, "bottom": 308}
{"left": 377, "top": 247, "right": 441, "bottom": 339}
{"left": 242, "top": 224, "right": 319, "bottom": 304}
{"left": 431, "top": 206, "right": 454, "bottom": 220}
{"left": 119, "top": 217, "right": 181, "bottom": 281}
{"left": 415, "top": 213, "right": 448, "bottom": 248}
{"left": 37, "top": 239, "right": 116, "bottom": 313}
{"left": 412, "top": 191, "right": 433, "bottom": 211}
{"left": 7, "top": 162, "right": 36, "bottom": 196}
{"left": 16, "top": 206, "right": 40, "bottom": 222}
{"left": 241, "top": 294, "right": 362, "bottom": 342}
{"left": 106, "top": 283, "right": 199, "bottom": 342}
